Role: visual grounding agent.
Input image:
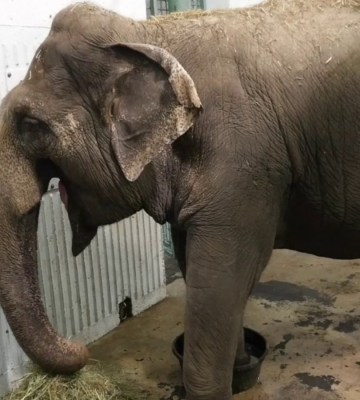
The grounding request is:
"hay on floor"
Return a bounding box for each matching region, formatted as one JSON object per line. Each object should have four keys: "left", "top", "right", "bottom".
{"left": 1, "top": 365, "right": 146, "bottom": 400}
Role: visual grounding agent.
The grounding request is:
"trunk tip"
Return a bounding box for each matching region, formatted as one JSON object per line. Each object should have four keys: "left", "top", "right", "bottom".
{"left": 38, "top": 340, "right": 89, "bottom": 375}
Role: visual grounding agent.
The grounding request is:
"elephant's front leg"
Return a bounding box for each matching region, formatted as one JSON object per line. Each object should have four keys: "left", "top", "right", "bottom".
{"left": 183, "top": 225, "right": 274, "bottom": 400}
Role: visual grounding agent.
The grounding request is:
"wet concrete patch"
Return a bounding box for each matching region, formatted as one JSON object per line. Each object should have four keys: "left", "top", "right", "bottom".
{"left": 295, "top": 309, "right": 333, "bottom": 330}
{"left": 334, "top": 315, "right": 360, "bottom": 333}
{"left": 324, "top": 279, "right": 359, "bottom": 295}
{"left": 273, "top": 334, "right": 294, "bottom": 352}
{"left": 296, "top": 316, "right": 332, "bottom": 329}
{"left": 277, "top": 381, "right": 341, "bottom": 400}
{"left": 252, "top": 281, "right": 333, "bottom": 305}
{"left": 295, "top": 373, "right": 340, "bottom": 392}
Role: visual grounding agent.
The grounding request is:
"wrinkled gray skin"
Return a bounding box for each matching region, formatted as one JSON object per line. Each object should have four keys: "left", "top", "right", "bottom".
{"left": 0, "top": 2, "right": 359, "bottom": 399}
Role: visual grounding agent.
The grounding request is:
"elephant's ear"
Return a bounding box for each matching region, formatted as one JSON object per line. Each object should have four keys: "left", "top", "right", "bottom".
{"left": 107, "top": 43, "right": 202, "bottom": 182}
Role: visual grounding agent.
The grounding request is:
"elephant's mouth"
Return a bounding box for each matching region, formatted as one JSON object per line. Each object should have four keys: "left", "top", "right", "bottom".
{"left": 38, "top": 158, "right": 98, "bottom": 257}
{"left": 59, "top": 180, "right": 69, "bottom": 211}
{"left": 57, "top": 178, "right": 97, "bottom": 256}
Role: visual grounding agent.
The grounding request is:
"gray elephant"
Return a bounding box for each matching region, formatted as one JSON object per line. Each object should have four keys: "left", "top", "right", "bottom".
{"left": 0, "top": 1, "right": 359, "bottom": 399}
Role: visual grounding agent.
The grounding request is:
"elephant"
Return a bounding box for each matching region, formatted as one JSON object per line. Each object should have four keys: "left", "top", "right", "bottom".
{"left": 0, "top": 1, "right": 359, "bottom": 399}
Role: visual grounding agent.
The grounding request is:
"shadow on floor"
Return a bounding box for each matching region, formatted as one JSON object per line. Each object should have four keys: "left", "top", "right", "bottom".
{"left": 165, "top": 255, "right": 182, "bottom": 284}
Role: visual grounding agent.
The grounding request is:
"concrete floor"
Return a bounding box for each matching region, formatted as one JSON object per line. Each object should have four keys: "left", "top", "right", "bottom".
{"left": 90, "top": 250, "right": 360, "bottom": 399}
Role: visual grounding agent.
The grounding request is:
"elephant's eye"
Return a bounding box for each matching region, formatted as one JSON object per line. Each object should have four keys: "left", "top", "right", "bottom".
{"left": 17, "top": 116, "right": 50, "bottom": 136}
{"left": 16, "top": 115, "right": 54, "bottom": 156}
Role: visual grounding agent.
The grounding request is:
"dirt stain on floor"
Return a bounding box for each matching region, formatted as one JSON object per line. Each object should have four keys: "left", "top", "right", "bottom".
{"left": 295, "top": 373, "right": 340, "bottom": 392}
{"left": 272, "top": 334, "right": 294, "bottom": 351}
{"left": 252, "top": 280, "right": 333, "bottom": 306}
{"left": 334, "top": 316, "right": 360, "bottom": 333}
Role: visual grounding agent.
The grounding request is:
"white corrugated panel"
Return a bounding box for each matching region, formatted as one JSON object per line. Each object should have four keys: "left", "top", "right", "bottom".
{"left": 0, "top": 312, "right": 28, "bottom": 395}
{"left": 38, "top": 187, "right": 166, "bottom": 344}
{"left": 0, "top": 0, "right": 166, "bottom": 395}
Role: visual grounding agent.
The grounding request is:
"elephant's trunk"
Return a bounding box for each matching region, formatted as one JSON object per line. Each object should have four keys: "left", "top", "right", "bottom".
{"left": 0, "top": 110, "right": 88, "bottom": 373}
{"left": 0, "top": 207, "right": 89, "bottom": 374}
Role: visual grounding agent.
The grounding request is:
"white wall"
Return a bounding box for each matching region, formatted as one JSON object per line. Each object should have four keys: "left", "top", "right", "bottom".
{"left": 205, "top": 0, "right": 265, "bottom": 10}
{"left": 229, "top": 0, "right": 265, "bottom": 8}
{"left": 0, "top": 0, "right": 146, "bottom": 97}
{"left": 0, "top": 0, "right": 146, "bottom": 26}
{"left": 205, "top": 0, "right": 230, "bottom": 10}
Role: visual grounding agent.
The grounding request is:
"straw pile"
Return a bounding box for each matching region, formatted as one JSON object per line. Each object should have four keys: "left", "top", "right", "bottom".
{"left": 1, "top": 365, "right": 146, "bottom": 400}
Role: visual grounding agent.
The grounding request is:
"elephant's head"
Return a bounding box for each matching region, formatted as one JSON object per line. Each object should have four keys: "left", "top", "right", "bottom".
{"left": 0, "top": 4, "right": 201, "bottom": 373}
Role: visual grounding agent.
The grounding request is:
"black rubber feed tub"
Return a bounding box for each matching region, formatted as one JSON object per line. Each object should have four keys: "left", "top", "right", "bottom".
{"left": 172, "top": 328, "right": 267, "bottom": 394}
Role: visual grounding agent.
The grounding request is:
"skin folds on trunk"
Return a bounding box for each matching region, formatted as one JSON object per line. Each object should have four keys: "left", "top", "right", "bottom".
{"left": 0, "top": 208, "right": 89, "bottom": 373}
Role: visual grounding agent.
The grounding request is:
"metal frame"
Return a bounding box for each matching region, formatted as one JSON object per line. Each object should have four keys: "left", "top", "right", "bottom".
{"left": 147, "top": 0, "right": 204, "bottom": 17}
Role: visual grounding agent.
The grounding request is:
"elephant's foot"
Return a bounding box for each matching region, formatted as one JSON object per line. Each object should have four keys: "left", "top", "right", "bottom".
{"left": 185, "top": 384, "right": 232, "bottom": 400}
